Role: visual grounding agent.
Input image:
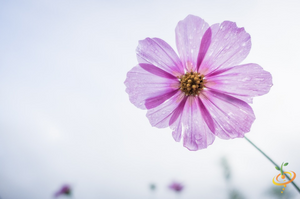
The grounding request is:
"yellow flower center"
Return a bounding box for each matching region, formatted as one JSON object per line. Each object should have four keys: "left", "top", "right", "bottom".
{"left": 178, "top": 72, "right": 206, "bottom": 96}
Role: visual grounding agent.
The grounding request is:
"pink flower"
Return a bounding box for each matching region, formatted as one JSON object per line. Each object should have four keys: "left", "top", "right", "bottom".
{"left": 54, "top": 185, "right": 71, "bottom": 198}
{"left": 169, "top": 182, "right": 184, "bottom": 192}
{"left": 124, "top": 15, "right": 272, "bottom": 151}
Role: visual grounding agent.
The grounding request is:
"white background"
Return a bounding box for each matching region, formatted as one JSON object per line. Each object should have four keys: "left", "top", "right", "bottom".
{"left": 1, "top": 0, "right": 300, "bottom": 198}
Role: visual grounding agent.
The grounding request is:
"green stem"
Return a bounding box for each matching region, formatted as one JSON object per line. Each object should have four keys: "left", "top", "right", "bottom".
{"left": 244, "top": 136, "right": 300, "bottom": 193}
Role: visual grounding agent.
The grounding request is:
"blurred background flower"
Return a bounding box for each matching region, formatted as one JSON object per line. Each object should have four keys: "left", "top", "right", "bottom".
{"left": 169, "top": 182, "right": 184, "bottom": 193}
{"left": 54, "top": 185, "right": 71, "bottom": 198}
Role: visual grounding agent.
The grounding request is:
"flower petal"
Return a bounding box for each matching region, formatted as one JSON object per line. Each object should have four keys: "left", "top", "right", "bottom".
{"left": 175, "top": 15, "right": 210, "bottom": 72}
{"left": 200, "top": 90, "right": 255, "bottom": 139}
{"left": 145, "top": 89, "right": 179, "bottom": 110}
{"left": 182, "top": 96, "right": 215, "bottom": 151}
{"left": 125, "top": 65, "right": 179, "bottom": 110}
{"left": 198, "top": 21, "right": 251, "bottom": 76}
{"left": 205, "top": 63, "right": 273, "bottom": 103}
{"left": 170, "top": 111, "right": 183, "bottom": 142}
{"left": 198, "top": 97, "right": 215, "bottom": 134}
{"left": 140, "top": 63, "right": 178, "bottom": 79}
{"left": 169, "top": 96, "right": 188, "bottom": 142}
{"left": 146, "top": 91, "right": 184, "bottom": 128}
{"left": 136, "top": 38, "right": 184, "bottom": 76}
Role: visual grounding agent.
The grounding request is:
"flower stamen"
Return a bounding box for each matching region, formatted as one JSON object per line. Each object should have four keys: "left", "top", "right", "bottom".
{"left": 178, "top": 72, "right": 206, "bottom": 96}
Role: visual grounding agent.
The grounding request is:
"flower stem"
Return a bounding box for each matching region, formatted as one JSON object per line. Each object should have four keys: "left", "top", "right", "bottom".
{"left": 244, "top": 136, "right": 300, "bottom": 193}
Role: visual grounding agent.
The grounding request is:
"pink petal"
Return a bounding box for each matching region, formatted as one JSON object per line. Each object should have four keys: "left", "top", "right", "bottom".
{"left": 198, "top": 21, "right": 251, "bottom": 76}
{"left": 136, "top": 38, "right": 184, "bottom": 77}
{"left": 146, "top": 91, "right": 184, "bottom": 128}
{"left": 198, "top": 98, "right": 215, "bottom": 134}
{"left": 169, "top": 97, "right": 188, "bottom": 142}
{"left": 205, "top": 63, "right": 273, "bottom": 103}
{"left": 170, "top": 111, "right": 183, "bottom": 142}
{"left": 140, "top": 63, "right": 178, "bottom": 79}
{"left": 175, "top": 15, "right": 210, "bottom": 72}
{"left": 125, "top": 65, "right": 179, "bottom": 110}
{"left": 197, "top": 28, "right": 212, "bottom": 72}
{"left": 169, "top": 97, "right": 187, "bottom": 126}
{"left": 200, "top": 90, "right": 255, "bottom": 139}
{"left": 182, "top": 96, "right": 215, "bottom": 151}
{"left": 145, "top": 89, "right": 178, "bottom": 109}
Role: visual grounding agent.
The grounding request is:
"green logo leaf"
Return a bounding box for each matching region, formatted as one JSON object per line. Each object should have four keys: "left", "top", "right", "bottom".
{"left": 284, "top": 162, "right": 289, "bottom": 166}
{"left": 275, "top": 166, "right": 280, "bottom": 170}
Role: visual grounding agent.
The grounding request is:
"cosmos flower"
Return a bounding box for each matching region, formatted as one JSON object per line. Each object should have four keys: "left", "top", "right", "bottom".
{"left": 169, "top": 182, "right": 184, "bottom": 193}
{"left": 54, "top": 185, "right": 71, "bottom": 198}
{"left": 124, "top": 15, "right": 272, "bottom": 151}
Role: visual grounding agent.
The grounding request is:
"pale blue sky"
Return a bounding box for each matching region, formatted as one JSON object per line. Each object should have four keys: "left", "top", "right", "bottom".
{"left": 1, "top": 0, "right": 300, "bottom": 198}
